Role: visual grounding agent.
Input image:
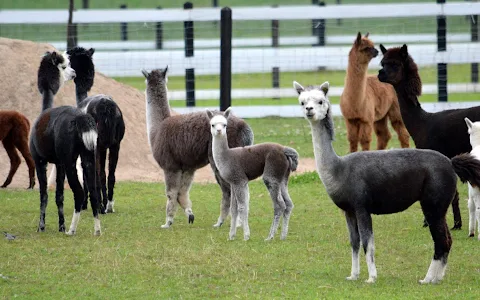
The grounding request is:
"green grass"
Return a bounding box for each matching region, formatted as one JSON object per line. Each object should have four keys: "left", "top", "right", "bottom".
{"left": 1, "top": 163, "right": 479, "bottom": 298}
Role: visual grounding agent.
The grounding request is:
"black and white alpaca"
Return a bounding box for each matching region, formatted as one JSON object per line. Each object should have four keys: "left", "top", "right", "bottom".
{"left": 31, "top": 51, "right": 101, "bottom": 235}
{"left": 294, "top": 80, "right": 480, "bottom": 284}
{"left": 142, "top": 68, "right": 254, "bottom": 228}
{"left": 465, "top": 117, "right": 480, "bottom": 239}
{"left": 66, "top": 46, "right": 125, "bottom": 213}
{"left": 207, "top": 108, "right": 298, "bottom": 241}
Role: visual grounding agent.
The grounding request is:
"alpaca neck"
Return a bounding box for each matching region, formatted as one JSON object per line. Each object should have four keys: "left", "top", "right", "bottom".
{"left": 145, "top": 86, "right": 171, "bottom": 143}
{"left": 343, "top": 54, "right": 368, "bottom": 104}
{"left": 42, "top": 89, "right": 55, "bottom": 111}
{"left": 309, "top": 117, "right": 342, "bottom": 183}
{"left": 75, "top": 86, "right": 88, "bottom": 105}
{"left": 211, "top": 133, "right": 230, "bottom": 165}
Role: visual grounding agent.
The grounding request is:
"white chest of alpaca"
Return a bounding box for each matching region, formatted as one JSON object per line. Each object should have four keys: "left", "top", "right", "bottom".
{"left": 465, "top": 117, "right": 480, "bottom": 240}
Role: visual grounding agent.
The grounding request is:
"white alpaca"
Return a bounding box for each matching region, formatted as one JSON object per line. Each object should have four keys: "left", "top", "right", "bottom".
{"left": 207, "top": 108, "right": 298, "bottom": 241}
{"left": 465, "top": 117, "right": 480, "bottom": 240}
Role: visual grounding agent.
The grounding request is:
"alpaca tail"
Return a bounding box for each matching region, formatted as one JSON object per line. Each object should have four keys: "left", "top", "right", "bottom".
{"left": 75, "top": 114, "right": 98, "bottom": 151}
{"left": 240, "top": 123, "right": 255, "bottom": 146}
{"left": 284, "top": 147, "right": 299, "bottom": 172}
{"left": 451, "top": 153, "right": 480, "bottom": 188}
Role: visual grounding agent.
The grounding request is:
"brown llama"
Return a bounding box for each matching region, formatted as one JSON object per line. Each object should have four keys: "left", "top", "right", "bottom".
{"left": 0, "top": 110, "right": 35, "bottom": 189}
{"left": 340, "top": 32, "right": 410, "bottom": 152}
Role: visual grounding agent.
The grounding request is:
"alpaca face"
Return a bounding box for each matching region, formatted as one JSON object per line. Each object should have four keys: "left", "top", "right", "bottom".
{"left": 378, "top": 44, "right": 408, "bottom": 85}
{"left": 59, "top": 52, "right": 76, "bottom": 83}
{"left": 294, "top": 81, "right": 330, "bottom": 122}
{"left": 352, "top": 32, "right": 379, "bottom": 64}
{"left": 209, "top": 114, "right": 228, "bottom": 137}
{"left": 66, "top": 46, "right": 95, "bottom": 91}
{"left": 142, "top": 67, "right": 169, "bottom": 102}
{"left": 465, "top": 118, "right": 480, "bottom": 148}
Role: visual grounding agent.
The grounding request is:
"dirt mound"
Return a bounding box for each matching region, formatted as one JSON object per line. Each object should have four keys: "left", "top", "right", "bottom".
{"left": 0, "top": 38, "right": 317, "bottom": 189}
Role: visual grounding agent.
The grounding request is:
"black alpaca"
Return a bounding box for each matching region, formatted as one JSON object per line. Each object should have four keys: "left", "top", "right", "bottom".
{"left": 31, "top": 51, "right": 101, "bottom": 235}
{"left": 378, "top": 44, "right": 480, "bottom": 230}
{"left": 66, "top": 47, "right": 126, "bottom": 213}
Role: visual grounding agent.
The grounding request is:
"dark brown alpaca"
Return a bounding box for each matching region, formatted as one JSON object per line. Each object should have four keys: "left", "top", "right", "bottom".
{"left": 340, "top": 32, "right": 410, "bottom": 152}
{"left": 142, "top": 68, "right": 254, "bottom": 228}
{"left": 0, "top": 110, "right": 35, "bottom": 189}
{"left": 378, "top": 43, "right": 480, "bottom": 230}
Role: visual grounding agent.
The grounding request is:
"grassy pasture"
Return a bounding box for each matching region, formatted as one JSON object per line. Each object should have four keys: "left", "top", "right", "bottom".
{"left": 1, "top": 117, "right": 480, "bottom": 299}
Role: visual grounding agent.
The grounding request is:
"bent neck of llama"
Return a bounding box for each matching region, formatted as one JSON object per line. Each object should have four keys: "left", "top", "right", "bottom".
{"left": 343, "top": 50, "right": 369, "bottom": 106}
{"left": 309, "top": 115, "right": 342, "bottom": 183}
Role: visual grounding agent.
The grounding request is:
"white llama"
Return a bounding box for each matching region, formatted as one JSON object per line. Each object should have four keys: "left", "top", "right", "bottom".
{"left": 465, "top": 117, "right": 480, "bottom": 240}
{"left": 207, "top": 108, "right": 298, "bottom": 241}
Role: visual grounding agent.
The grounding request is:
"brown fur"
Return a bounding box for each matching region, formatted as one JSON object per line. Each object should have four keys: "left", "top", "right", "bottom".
{"left": 340, "top": 32, "right": 410, "bottom": 152}
{"left": 0, "top": 110, "right": 35, "bottom": 189}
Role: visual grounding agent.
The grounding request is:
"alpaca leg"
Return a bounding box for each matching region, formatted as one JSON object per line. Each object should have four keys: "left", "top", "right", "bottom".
{"left": 162, "top": 170, "right": 182, "bottom": 229}
{"left": 96, "top": 149, "right": 108, "bottom": 212}
{"left": 420, "top": 217, "right": 451, "bottom": 284}
{"left": 177, "top": 170, "right": 195, "bottom": 224}
{"left": 473, "top": 193, "right": 480, "bottom": 240}
{"left": 15, "top": 137, "right": 35, "bottom": 189}
{"left": 231, "top": 183, "right": 250, "bottom": 241}
{"left": 82, "top": 152, "right": 102, "bottom": 236}
{"left": 468, "top": 187, "right": 475, "bottom": 237}
{"left": 387, "top": 103, "right": 410, "bottom": 148}
{"left": 264, "top": 178, "right": 285, "bottom": 241}
{"left": 65, "top": 162, "right": 86, "bottom": 236}
{"left": 345, "top": 119, "right": 360, "bottom": 153}
{"left": 36, "top": 161, "right": 49, "bottom": 232}
{"left": 345, "top": 211, "right": 360, "bottom": 281}
{"left": 209, "top": 158, "right": 239, "bottom": 228}
{"left": 1, "top": 137, "right": 21, "bottom": 188}
{"left": 358, "top": 122, "right": 373, "bottom": 151}
{"left": 229, "top": 186, "right": 239, "bottom": 240}
{"left": 373, "top": 117, "right": 391, "bottom": 150}
{"left": 55, "top": 164, "right": 66, "bottom": 232}
{"left": 450, "top": 190, "right": 462, "bottom": 230}
{"left": 106, "top": 144, "right": 120, "bottom": 213}
{"left": 279, "top": 183, "right": 294, "bottom": 240}
{"left": 47, "top": 165, "right": 56, "bottom": 190}
{"left": 356, "top": 210, "right": 377, "bottom": 283}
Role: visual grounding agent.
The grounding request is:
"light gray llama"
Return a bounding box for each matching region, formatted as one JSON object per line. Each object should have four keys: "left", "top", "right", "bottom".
{"left": 465, "top": 117, "right": 480, "bottom": 240}
{"left": 207, "top": 108, "right": 298, "bottom": 241}
{"left": 294, "top": 80, "right": 480, "bottom": 284}
{"left": 142, "top": 67, "right": 254, "bottom": 228}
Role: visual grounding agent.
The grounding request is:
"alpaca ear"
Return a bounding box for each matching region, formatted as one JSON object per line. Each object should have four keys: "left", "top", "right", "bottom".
{"left": 355, "top": 32, "right": 362, "bottom": 46}
{"left": 364, "top": 32, "right": 370, "bottom": 38}
{"left": 400, "top": 44, "right": 408, "bottom": 59}
{"left": 50, "top": 52, "right": 58, "bottom": 65}
{"left": 319, "top": 81, "right": 330, "bottom": 95}
{"left": 465, "top": 117, "right": 474, "bottom": 131}
{"left": 141, "top": 69, "right": 149, "bottom": 79}
{"left": 224, "top": 107, "right": 232, "bottom": 119}
{"left": 87, "top": 48, "right": 95, "bottom": 57}
{"left": 380, "top": 44, "right": 387, "bottom": 55}
{"left": 205, "top": 109, "right": 214, "bottom": 120}
{"left": 293, "top": 81, "right": 305, "bottom": 95}
{"left": 163, "top": 65, "right": 169, "bottom": 77}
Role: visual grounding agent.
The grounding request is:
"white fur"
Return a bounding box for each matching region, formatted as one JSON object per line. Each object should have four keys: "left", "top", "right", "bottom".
{"left": 465, "top": 117, "right": 480, "bottom": 239}
{"left": 47, "top": 158, "right": 83, "bottom": 189}
{"left": 66, "top": 211, "right": 81, "bottom": 235}
{"left": 106, "top": 200, "right": 115, "bottom": 213}
{"left": 59, "top": 51, "right": 76, "bottom": 83}
{"left": 346, "top": 249, "right": 360, "bottom": 281}
{"left": 419, "top": 259, "right": 446, "bottom": 284}
{"left": 94, "top": 217, "right": 101, "bottom": 236}
{"left": 145, "top": 94, "right": 153, "bottom": 151}
{"left": 82, "top": 130, "right": 98, "bottom": 151}
{"left": 365, "top": 237, "right": 377, "bottom": 283}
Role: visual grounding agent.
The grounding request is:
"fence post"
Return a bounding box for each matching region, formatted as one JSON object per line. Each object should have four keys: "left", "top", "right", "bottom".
{"left": 120, "top": 4, "right": 128, "bottom": 41}
{"left": 220, "top": 7, "right": 232, "bottom": 111}
{"left": 184, "top": 2, "right": 195, "bottom": 107}
{"left": 272, "top": 5, "right": 280, "bottom": 100}
{"left": 66, "top": 0, "right": 77, "bottom": 50}
{"left": 471, "top": 14, "right": 478, "bottom": 83}
{"left": 313, "top": 1, "right": 326, "bottom": 46}
{"left": 312, "top": 0, "right": 319, "bottom": 36}
{"left": 213, "top": 0, "right": 219, "bottom": 27}
{"left": 156, "top": 6, "right": 163, "bottom": 50}
{"left": 437, "top": 0, "right": 447, "bottom": 102}
{"left": 336, "top": 0, "right": 342, "bottom": 26}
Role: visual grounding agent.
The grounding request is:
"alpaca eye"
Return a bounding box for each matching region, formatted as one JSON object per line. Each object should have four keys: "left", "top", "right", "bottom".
{"left": 62, "top": 66, "right": 66, "bottom": 69}
{"left": 301, "top": 101, "right": 305, "bottom": 106}
{"left": 318, "top": 101, "right": 323, "bottom": 105}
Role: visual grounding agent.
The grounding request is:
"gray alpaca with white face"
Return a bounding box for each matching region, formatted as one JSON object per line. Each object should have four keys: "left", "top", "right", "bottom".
{"left": 207, "top": 108, "right": 298, "bottom": 241}
{"left": 294, "top": 80, "right": 480, "bottom": 284}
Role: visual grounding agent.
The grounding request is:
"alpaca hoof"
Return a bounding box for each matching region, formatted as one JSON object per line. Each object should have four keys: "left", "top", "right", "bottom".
{"left": 213, "top": 222, "right": 223, "bottom": 228}
{"left": 264, "top": 236, "right": 273, "bottom": 241}
{"left": 37, "top": 226, "right": 45, "bottom": 232}
{"left": 451, "top": 223, "right": 462, "bottom": 230}
{"left": 365, "top": 277, "right": 376, "bottom": 284}
{"left": 244, "top": 235, "right": 250, "bottom": 241}
{"left": 161, "top": 221, "right": 173, "bottom": 229}
{"left": 66, "top": 230, "right": 76, "bottom": 236}
{"left": 419, "top": 278, "right": 440, "bottom": 284}
{"left": 346, "top": 275, "right": 359, "bottom": 281}
{"left": 59, "top": 225, "right": 65, "bottom": 232}
{"left": 422, "top": 221, "right": 429, "bottom": 228}
{"left": 188, "top": 215, "right": 194, "bottom": 224}
{"left": 0, "top": 185, "right": 6, "bottom": 189}
{"left": 469, "top": 233, "right": 474, "bottom": 237}
{"left": 106, "top": 201, "right": 115, "bottom": 213}
{"left": 94, "top": 230, "right": 101, "bottom": 236}
{"left": 228, "top": 235, "right": 235, "bottom": 241}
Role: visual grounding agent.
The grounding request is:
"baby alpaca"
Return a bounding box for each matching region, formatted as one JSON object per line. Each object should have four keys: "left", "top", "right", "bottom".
{"left": 207, "top": 108, "right": 298, "bottom": 241}
{"left": 465, "top": 117, "right": 480, "bottom": 240}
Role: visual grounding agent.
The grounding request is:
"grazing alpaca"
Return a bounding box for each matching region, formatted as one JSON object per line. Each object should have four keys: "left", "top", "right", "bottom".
{"left": 207, "top": 108, "right": 298, "bottom": 241}
{"left": 66, "top": 46, "right": 126, "bottom": 213}
{"left": 340, "top": 32, "right": 409, "bottom": 153}
{"left": 465, "top": 117, "right": 480, "bottom": 239}
{"left": 31, "top": 51, "right": 101, "bottom": 235}
{"left": 377, "top": 44, "right": 480, "bottom": 230}
{"left": 294, "top": 80, "right": 480, "bottom": 284}
{"left": 0, "top": 110, "right": 35, "bottom": 189}
{"left": 142, "top": 68, "right": 254, "bottom": 228}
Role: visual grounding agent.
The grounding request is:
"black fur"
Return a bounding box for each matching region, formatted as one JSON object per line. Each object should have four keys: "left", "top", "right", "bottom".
{"left": 451, "top": 153, "right": 480, "bottom": 187}
{"left": 38, "top": 52, "right": 64, "bottom": 110}
{"left": 68, "top": 47, "right": 126, "bottom": 213}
